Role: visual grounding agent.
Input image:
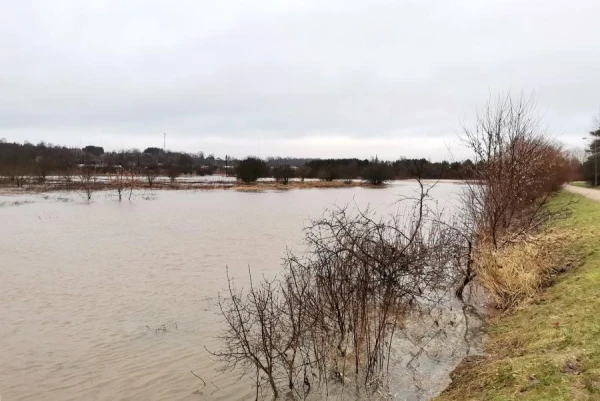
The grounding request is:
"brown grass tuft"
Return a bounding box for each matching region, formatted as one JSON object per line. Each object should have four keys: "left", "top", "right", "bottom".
{"left": 474, "top": 229, "right": 578, "bottom": 310}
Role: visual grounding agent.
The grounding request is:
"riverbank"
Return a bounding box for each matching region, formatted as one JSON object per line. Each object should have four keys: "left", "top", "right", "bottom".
{"left": 435, "top": 191, "right": 600, "bottom": 400}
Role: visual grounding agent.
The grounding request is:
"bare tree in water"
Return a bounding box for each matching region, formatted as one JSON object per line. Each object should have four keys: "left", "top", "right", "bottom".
{"left": 145, "top": 167, "right": 158, "bottom": 188}
{"left": 111, "top": 168, "right": 140, "bottom": 201}
{"left": 211, "top": 180, "right": 458, "bottom": 399}
{"left": 127, "top": 169, "right": 139, "bottom": 200}
{"left": 110, "top": 168, "right": 127, "bottom": 201}
{"left": 76, "top": 166, "right": 97, "bottom": 201}
{"left": 167, "top": 166, "right": 181, "bottom": 183}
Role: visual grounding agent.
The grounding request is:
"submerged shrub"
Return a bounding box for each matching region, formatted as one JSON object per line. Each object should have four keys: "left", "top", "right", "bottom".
{"left": 212, "top": 182, "right": 458, "bottom": 398}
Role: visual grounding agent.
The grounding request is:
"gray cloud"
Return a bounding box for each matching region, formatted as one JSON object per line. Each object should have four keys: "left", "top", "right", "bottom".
{"left": 1, "top": 0, "right": 599, "bottom": 159}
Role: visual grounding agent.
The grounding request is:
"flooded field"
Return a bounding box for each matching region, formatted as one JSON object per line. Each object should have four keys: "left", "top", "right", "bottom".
{"left": 0, "top": 182, "right": 481, "bottom": 401}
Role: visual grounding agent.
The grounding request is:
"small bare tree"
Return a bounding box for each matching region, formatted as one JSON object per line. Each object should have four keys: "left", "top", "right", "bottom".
{"left": 110, "top": 168, "right": 140, "bottom": 200}
{"left": 453, "top": 92, "right": 572, "bottom": 300}
{"left": 76, "top": 166, "right": 97, "bottom": 201}
{"left": 145, "top": 167, "right": 158, "bottom": 188}
{"left": 14, "top": 171, "right": 27, "bottom": 188}
{"left": 9, "top": 161, "right": 30, "bottom": 188}
{"left": 60, "top": 166, "right": 74, "bottom": 186}
{"left": 167, "top": 166, "right": 180, "bottom": 183}
{"left": 214, "top": 269, "right": 285, "bottom": 398}
{"left": 126, "top": 169, "right": 139, "bottom": 200}
{"left": 460, "top": 93, "right": 571, "bottom": 248}
{"left": 110, "top": 168, "right": 127, "bottom": 201}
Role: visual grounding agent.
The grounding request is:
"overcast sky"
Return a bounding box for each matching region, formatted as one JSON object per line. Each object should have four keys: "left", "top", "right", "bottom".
{"left": 1, "top": 0, "right": 599, "bottom": 160}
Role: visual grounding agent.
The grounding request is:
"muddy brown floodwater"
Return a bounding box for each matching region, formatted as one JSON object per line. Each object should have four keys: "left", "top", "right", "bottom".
{"left": 0, "top": 182, "right": 481, "bottom": 401}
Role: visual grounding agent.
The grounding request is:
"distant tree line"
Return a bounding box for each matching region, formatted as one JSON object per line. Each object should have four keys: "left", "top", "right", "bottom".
{"left": 0, "top": 141, "right": 229, "bottom": 184}
{"left": 301, "top": 158, "right": 475, "bottom": 181}
{"left": 0, "top": 138, "right": 584, "bottom": 187}
{"left": 235, "top": 156, "right": 480, "bottom": 185}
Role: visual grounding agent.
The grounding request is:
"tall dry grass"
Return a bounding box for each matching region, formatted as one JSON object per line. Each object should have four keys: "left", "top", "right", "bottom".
{"left": 473, "top": 229, "right": 576, "bottom": 309}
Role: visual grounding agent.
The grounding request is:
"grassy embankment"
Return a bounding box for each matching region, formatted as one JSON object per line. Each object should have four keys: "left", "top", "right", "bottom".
{"left": 436, "top": 191, "right": 600, "bottom": 401}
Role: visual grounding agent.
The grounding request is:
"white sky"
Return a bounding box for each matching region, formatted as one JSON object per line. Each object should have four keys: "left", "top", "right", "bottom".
{"left": 1, "top": 0, "right": 599, "bottom": 160}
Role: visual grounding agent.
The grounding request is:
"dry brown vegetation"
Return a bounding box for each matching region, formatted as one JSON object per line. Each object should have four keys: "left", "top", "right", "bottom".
{"left": 472, "top": 229, "right": 577, "bottom": 309}
{"left": 454, "top": 93, "right": 574, "bottom": 307}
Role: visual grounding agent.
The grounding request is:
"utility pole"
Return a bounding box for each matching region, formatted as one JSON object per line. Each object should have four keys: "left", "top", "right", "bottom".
{"left": 163, "top": 133, "right": 166, "bottom": 151}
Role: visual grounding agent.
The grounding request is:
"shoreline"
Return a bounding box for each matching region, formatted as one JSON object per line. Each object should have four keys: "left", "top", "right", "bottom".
{"left": 0, "top": 178, "right": 469, "bottom": 196}
{"left": 435, "top": 191, "right": 600, "bottom": 401}
{"left": 0, "top": 179, "right": 381, "bottom": 195}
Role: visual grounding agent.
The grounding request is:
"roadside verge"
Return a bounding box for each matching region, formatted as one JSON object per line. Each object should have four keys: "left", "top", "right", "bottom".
{"left": 435, "top": 191, "right": 600, "bottom": 401}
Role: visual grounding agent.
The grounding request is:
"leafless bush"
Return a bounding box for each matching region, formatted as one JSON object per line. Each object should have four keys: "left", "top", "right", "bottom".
{"left": 76, "top": 166, "right": 97, "bottom": 201}
{"left": 167, "top": 166, "right": 181, "bottom": 183}
{"left": 127, "top": 169, "right": 140, "bottom": 200}
{"left": 212, "top": 181, "right": 458, "bottom": 398}
{"left": 145, "top": 168, "right": 157, "bottom": 187}
{"left": 110, "top": 168, "right": 127, "bottom": 201}
{"left": 454, "top": 93, "right": 572, "bottom": 302}
{"left": 214, "top": 269, "right": 292, "bottom": 398}
{"left": 7, "top": 163, "right": 29, "bottom": 187}
{"left": 460, "top": 93, "right": 571, "bottom": 248}
{"left": 108, "top": 168, "right": 141, "bottom": 200}
{"left": 61, "top": 167, "right": 74, "bottom": 185}
{"left": 14, "top": 173, "right": 28, "bottom": 188}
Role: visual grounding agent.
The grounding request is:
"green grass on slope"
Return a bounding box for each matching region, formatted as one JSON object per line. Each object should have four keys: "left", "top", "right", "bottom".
{"left": 436, "top": 192, "right": 600, "bottom": 401}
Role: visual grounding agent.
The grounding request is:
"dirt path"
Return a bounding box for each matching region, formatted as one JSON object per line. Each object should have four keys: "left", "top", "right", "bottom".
{"left": 564, "top": 184, "right": 600, "bottom": 203}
